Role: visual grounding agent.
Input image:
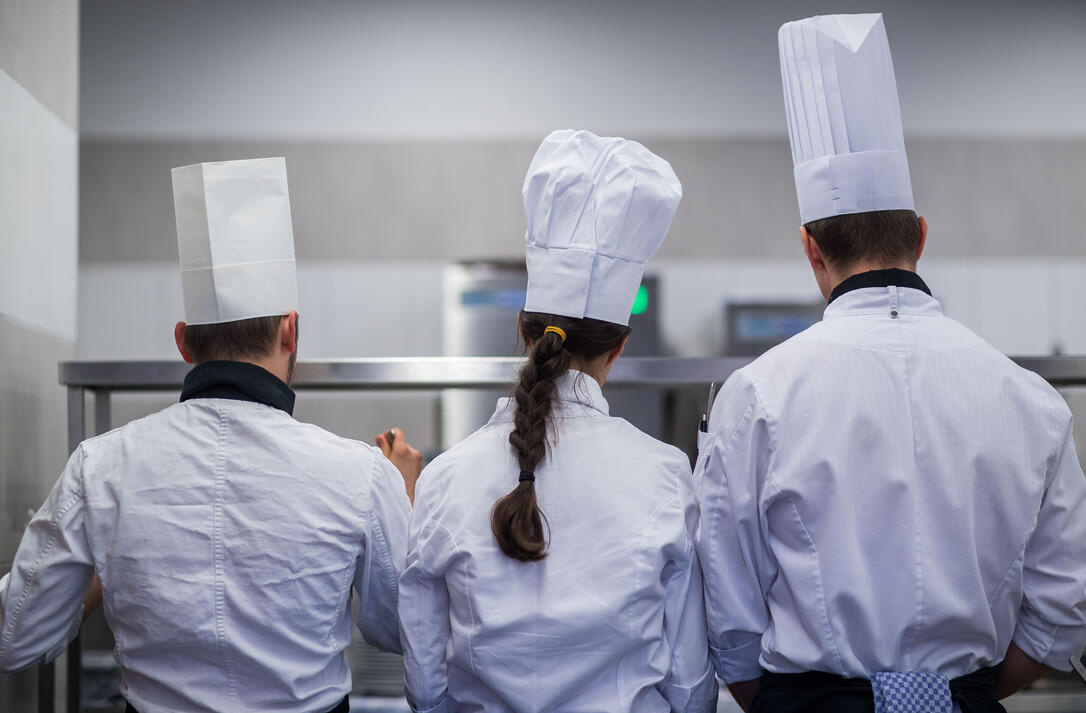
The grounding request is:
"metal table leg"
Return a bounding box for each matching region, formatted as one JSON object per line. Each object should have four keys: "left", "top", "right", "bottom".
{"left": 52, "top": 386, "right": 87, "bottom": 713}
{"left": 37, "top": 662, "right": 55, "bottom": 713}
{"left": 65, "top": 390, "right": 113, "bottom": 713}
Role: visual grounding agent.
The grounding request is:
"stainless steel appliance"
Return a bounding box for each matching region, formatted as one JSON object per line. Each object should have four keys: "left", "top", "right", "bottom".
{"left": 723, "top": 300, "right": 826, "bottom": 356}
{"left": 441, "top": 261, "right": 665, "bottom": 448}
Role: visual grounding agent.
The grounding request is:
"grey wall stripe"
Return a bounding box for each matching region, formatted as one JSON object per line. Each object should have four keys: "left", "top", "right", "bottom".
{"left": 80, "top": 137, "right": 1086, "bottom": 263}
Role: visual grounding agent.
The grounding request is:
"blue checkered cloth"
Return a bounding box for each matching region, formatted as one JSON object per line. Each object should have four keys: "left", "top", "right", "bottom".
{"left": 871, "top": 671, "right": 953, "bottom": 713}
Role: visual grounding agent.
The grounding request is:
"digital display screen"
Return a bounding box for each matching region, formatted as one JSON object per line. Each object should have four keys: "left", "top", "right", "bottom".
{"left": 461, "top": 289, "right": 527, "bottom": 310}
{"left": 724, "top": 301, "right": 826, "bottom": 356}
{"left": 736, "top": 314, "right": 819, "bottom": 341}
{"left": 631, "top": 285, "right": 650, "bottom": 316}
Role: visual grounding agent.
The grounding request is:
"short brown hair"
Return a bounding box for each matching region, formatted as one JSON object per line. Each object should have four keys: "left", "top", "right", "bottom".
{"left": 182, "top": 315, "right": 285, "bottom": 364}
{"left": 804, "top": 209, "right": 920, "bottom": 270}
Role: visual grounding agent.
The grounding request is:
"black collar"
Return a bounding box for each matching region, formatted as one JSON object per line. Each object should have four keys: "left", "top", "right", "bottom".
{"left": 180, "top": 361, "right": 295, "bottom": 415}
{"left": 828, "top": 268, "right": 932, "bottom": 304}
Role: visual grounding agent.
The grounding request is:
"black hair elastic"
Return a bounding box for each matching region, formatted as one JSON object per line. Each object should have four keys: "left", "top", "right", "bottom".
{"left": 518, "top": 470, "right": 536, "bottom": 483}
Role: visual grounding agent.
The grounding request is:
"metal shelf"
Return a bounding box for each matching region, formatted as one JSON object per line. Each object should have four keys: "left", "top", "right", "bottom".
{"left": 57, "top": 355, "right": 1086, "bottom": 390}
{"left": 57, "top": 356, "right": 753, "bottom": 390}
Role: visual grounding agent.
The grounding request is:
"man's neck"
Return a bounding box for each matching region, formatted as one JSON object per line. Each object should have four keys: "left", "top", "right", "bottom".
{"left": 181, "top": 360, "right": 296, "bottom": 414}
{"left": 826, "top": 266, "right": 931, "bottom": 305}
{"left": 828, "top": 261, "right": 916, "bottom": 290}
{"left": 247, "top": 356, "right": 290, "bottom": 385}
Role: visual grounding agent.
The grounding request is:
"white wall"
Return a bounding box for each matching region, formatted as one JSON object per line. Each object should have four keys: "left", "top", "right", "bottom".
{"left": 0, "top": 0, "right": 81, "bottom": 708}
{"left": 0, "top": 71, "right": 78, "bottom": 340}
{"left": 0, "top": 4, "right": 80, "bottom": 547}
{"left": 80, "top": 0, "right": 1086, "bottom": 140}
{"left": 77, "top": 257, "right": 1086, "bottom": 361}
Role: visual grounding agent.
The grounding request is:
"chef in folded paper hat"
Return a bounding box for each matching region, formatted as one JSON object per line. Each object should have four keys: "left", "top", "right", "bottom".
{"left": 693, "top": 13, "right": 1086, "bottom": 713}
{"left": 0, "top": 157, "right": 421, "bottom": 713}
{"left": 398, "top": 130, "right": 717, "bottom": 713}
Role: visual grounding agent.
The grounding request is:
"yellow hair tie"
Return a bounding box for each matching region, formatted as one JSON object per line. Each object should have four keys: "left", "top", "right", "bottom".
{"left": 543, "top": 326, "right": 567, "bottom": 343}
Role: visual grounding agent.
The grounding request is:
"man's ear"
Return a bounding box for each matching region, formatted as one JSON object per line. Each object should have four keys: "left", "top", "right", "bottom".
{"left": 280, "top": 311, "right": 299, "bottom": 355}
{"left": 606, "top": 334, "right": 629, "bottom": 368}
{"left": 174, "top": 322, "right": 195, "bottom": 364}
{"left": 916, "top": 215, "right": 928, "bottom": 262}
{"left": 801, "top": 226, "right": 827, "bottom": 273}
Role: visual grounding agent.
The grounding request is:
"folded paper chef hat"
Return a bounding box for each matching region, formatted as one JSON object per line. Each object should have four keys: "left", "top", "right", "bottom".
{"left": 522, "top": 130, "right": 681, "bottom": 326}
{"left": 779, "top": 13, "right": 914, "bottom": 225}
{"left": 172, "top": 157, "right": 298, "bottom": 325}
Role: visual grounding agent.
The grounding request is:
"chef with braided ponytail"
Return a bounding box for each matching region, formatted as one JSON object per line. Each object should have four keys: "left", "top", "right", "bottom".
{"left": 398, "top": 129, "right": 716, "bottom": 713}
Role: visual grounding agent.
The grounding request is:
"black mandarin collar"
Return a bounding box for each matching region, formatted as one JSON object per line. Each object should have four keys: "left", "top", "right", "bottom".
{"left": 180, "top": 361, "right": 295, "bottom": 415}
{"left": 828, "top": 268, "right": 932, "bottom": 305}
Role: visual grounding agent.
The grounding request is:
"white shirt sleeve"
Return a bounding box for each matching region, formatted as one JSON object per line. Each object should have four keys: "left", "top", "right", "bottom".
{"left": 0, "top": 447, "right": 94, "bottom": 672}
{"left": 353, "top": 453, "right": 412, "bottom": 655}
{"left": 693, "top": 371, "right": 777, "bottom": 684}
{"left": 658, "top": 459, "right": 719, "bottom": 713}
{"left": 399, "top": 471, "right": 454, "bottom": 713}
{"left": 1012, "top": 416, "right": 1086, "bottom": 671}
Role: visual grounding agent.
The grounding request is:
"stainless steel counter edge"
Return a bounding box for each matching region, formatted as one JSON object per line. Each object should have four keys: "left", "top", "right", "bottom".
{"left": 57, "top": 357, "right": 754, "bottom": 389}
{"left": 58, "top": 356, "right": 1086, "bottom": 389}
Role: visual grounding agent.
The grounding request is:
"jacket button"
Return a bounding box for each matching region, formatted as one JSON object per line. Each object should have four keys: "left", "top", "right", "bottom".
{"left": 890, "top": 310, "right": 899, "bottom": 318}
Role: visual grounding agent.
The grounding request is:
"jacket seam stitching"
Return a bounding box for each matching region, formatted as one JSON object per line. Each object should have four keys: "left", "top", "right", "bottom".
{"left": 989, "top": 539, "right": 1030, "bottom": 610}
{"left": 768, "top": 475, "right": 847, "bottom": 676}
{"left": 900, "top": 350, "right": 925, "bottom": 670}
{"left": 704, "top": 396, "right": 759, "bottom": 674}
{"left": 422, "top": 519, "right": 476, "bottom": 675}
{"left": 326, "top": 553, "right": 358, "bottom": 650}
{"left": 211, "top": 407, "right": 238, "bottom": 710}
{"left": 363, "top": 454, "right": 401, "bottom": 599}
{"left": 0, "top": 470, "right": 83, "bottom": 651}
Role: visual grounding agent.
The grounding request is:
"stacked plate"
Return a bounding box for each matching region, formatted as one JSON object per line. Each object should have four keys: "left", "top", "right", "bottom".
{"left": 347, "top": 633, "right": 406, "bottom": 698}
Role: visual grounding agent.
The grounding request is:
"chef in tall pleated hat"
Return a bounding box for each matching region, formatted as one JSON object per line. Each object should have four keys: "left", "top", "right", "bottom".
{"left": 0, "top": 156, "right": 421, "bottom": 713}
{"left": 399, "top": 130, "right": 717, "bottom": 713}
{"left": 694, "top": 14, "right": 1086, "bottom": 713}
{"left": 780, "top": 13, "right": 913, "bottom": 226}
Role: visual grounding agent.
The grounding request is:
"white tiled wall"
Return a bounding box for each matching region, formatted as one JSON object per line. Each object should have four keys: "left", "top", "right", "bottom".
{"left": 0, "top": 69, "right": 78, "bottom": 341}
{"left": 0, "top": 0, "right": 80, "bottom": 707}
{"left": 1050, "top": 262, "right": 1086, "bottom": 355}
{"left": 78, "top": 258, "right": 1086, "bottom": 360}
{"left": 76, "top": 261, "right": 446, "bottom": 359}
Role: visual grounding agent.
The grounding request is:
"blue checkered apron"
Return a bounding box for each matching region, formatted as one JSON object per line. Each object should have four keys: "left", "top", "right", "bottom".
{"left": 871, "top": 671, "right": 953, "bottom": 713}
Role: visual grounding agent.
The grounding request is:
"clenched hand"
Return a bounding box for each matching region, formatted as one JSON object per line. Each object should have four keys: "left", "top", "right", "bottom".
{"left": 376, "top": 427, "right": 423, "bottom": 504}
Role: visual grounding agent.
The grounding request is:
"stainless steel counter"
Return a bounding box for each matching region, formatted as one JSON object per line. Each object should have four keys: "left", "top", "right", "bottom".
{"left": 55, "top": 355, "right": 1086, "bottom": 390}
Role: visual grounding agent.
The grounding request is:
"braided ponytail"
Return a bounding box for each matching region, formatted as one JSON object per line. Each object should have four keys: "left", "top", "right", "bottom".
{"left": 491, "top": 311, "right": 630, "bottom": 562}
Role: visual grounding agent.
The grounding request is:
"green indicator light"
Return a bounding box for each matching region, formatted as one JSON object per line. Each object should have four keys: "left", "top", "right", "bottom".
{"left": 631, "top": 285, "right": 649, "bottom": 316}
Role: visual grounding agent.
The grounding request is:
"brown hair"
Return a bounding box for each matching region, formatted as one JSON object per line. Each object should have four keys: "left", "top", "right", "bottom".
{"left": 490, "top": 310, "right": 630, "bottom": 561}
{"left": 804, "top": 209, "right": 920, "bottom": 270}
{"left": 182, "top": 315, "right": 286, "bottom": 364}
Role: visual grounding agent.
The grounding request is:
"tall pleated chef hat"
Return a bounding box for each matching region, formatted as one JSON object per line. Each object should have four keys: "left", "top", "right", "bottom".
{"left": 779, "top": 13, "right": 914, "bottom": 225}
{"left": 172, "top": 157, "right": 298, "bottom": 325}
{"left": 522, "top": 129, "right": 681, "bottom": 326}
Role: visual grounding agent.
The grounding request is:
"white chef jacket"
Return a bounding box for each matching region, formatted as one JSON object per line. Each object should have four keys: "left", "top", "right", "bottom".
{"left": 0, "top": 362, "right": 411, "bottom": 713}
{"left": 695, "top": 279, "right": 1086, "bottom": 684}
{"left": 399, "top": 370, "right": 717, "bottom": 713}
